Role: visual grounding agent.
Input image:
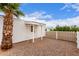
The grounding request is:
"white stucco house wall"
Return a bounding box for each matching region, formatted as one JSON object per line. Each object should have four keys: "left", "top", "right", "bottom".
{"left": 0, "top": 16, "right": 46, "bottom": 45}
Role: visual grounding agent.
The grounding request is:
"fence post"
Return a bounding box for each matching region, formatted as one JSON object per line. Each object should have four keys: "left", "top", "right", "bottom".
{"left": 56, "top": 31, "right": 58, "bottom": 39}
{"left": 77, "top": 31, "right": 79, "bottom": 48}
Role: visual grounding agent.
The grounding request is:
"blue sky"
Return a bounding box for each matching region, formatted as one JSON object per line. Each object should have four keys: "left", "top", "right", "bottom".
{"left": 18, "top": 3, "right": 79, "bottom": 28}
{"left": 0, "top": 3, "right": 79, "bottom": 28}
{"left": 19, "top": 3, "right": 79, "bottom": 20}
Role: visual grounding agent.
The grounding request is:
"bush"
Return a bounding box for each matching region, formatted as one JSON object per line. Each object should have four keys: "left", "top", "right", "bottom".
{"left": 50, "top": 25, "right": 79, "bottom": 32}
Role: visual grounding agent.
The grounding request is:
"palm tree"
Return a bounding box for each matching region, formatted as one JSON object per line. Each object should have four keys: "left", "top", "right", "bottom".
{"left": 0, "top": 3, "right": 24, "bottom": 50}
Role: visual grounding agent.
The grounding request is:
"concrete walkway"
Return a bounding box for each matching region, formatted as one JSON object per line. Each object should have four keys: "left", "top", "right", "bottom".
{"left": 0, "top": 38, "right": 79, "bottom": 56}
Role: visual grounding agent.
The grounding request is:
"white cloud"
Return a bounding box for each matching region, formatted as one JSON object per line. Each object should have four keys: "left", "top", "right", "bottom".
{"left": 60, "top": 3, "right": 79, "bottom": 12}
{"left": 28, "top": 11, "right": 53, "bottom": 19}
{"left": 20, "top": 11, "right": 79, "bottom": 28}
{"left": 46, "top": 16, "right": 79, "bottom": 28}
{"left": 20, "top": 11, "right": 53, "bottom": 24}
{"left": 60, "top": 3, "right": 71, "bottom": 10}
{"left": 42, "top": 15, "right": 52, "bottom": 19}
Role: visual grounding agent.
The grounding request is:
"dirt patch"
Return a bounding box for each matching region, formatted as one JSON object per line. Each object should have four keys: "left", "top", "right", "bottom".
{"left": 0, "top": 38, "right": 79, "bottom": 56}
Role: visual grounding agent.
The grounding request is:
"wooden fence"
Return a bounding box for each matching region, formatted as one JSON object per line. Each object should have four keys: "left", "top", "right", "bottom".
{"left": 46, "top": 31, "right": 77, "bottom": 42}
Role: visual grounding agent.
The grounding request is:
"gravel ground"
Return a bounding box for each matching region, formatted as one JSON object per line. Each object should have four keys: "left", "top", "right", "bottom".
{"left": 0, "top": 38, "right": 79, "bottom": 56}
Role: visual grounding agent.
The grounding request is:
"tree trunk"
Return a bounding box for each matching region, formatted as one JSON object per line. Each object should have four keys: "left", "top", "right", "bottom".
{"left": 1, "top": 9, "right": 13, "bottom": 50}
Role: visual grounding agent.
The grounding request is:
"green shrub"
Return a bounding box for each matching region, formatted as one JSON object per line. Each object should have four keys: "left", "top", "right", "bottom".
{"left": 50, "top": 25, "right": 79, "bottom": 32}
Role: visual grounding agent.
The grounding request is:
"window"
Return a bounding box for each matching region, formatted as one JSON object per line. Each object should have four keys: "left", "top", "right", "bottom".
{"left": 31, "top": 25, "right": 33, "bottom": 32}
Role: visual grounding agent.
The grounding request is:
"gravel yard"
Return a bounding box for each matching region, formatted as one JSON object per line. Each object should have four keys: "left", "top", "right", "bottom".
{"left": 0, "top": 38, "right": 79, "bottom": 56}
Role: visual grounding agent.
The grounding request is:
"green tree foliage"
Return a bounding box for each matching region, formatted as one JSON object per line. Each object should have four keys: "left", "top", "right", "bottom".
{"left": 51, "top": 25, "right": 79, "bottom": 32}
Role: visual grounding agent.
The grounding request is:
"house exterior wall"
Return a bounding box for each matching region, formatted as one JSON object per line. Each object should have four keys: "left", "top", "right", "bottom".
{"left": 0, "top": 17, "right": 46, "bottom": 45}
